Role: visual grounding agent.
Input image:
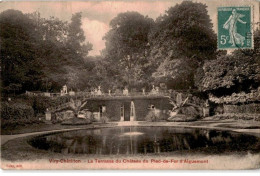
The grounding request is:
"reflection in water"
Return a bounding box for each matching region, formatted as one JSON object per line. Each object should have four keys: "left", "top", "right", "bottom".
{"left": 29, "top": 127, "right": 260, "bottom": 155}
{"left": 121, "top": 132, "right": 144, "bottom": 136}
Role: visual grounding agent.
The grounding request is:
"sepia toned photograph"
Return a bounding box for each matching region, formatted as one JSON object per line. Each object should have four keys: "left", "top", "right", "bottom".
{"left": 0, "top": 0, "right": 259, "bottom": 170}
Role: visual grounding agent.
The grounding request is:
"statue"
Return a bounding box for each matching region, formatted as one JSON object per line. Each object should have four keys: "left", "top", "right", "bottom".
{"left": 155, "top": 87, "right": 159, "bottom": 93}
{"left": 123, "top": 87, "right": 129, "bottom": 96}
{"left": 142, "top": 88, "right": 145, "bottom": 95}
{"left": 150, "top": 85, "right": 157, "bottom": 95}
{"left": 97, "top": 86, "right": 102, "bottom": 95}
{"left": 94, "top": 88, "right": 98, "bottom": 95}
{"left": 60, "top": 85, "right": 68, "bottom": 96}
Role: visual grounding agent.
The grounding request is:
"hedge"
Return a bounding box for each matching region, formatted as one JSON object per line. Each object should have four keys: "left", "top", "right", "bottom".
{"left": 223, "top": 103, "right": 260, "bottom": 114}
{"left": 1, "top": 95, "right": 73, "bottom": 126}
{"left": 1, "top": 102, "right": 34, "bottom": 120}
{"left": 1, "top": 102, "right": 36, "bottom": 127}
{"left": 13, "top": 95, "right": 72, "bottom": 115}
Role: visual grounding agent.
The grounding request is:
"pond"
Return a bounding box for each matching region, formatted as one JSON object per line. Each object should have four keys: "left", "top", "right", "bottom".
{"left": 29, "top": 127, "right": 260, "bottom": 155}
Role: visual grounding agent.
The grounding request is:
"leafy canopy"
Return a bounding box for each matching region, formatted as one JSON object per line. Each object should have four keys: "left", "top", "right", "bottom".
{"left": 148, "top": 1, "right": 217, "bottom": 90}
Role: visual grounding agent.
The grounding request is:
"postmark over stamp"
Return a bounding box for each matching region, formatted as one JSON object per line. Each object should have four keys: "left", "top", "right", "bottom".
{"left": 218, "top": 6, "right": 253, "bottom": 49}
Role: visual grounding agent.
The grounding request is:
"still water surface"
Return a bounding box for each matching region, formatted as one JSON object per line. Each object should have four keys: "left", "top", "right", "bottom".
{"left": 29, "top": 127, "right": 260, "bottom": 155}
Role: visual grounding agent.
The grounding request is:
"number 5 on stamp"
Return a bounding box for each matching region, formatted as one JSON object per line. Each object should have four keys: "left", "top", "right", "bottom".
{"left": 218, "top": 6, "right": 253, "bottom": 49}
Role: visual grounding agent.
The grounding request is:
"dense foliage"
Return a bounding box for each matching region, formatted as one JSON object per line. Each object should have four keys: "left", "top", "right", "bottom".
{"left": 1, "top": 101, "right": 36, "bottom": 127}
{"left": 147, "top": 1, "right": 217, "bottom": 90}
{"left": 1, "top": 1, "right": 258, "bottom": 103}
{"left": 0, "top": 10, "right": 93, "bottom": 95}
{"left": 198, "top": 30, "right": 260, "bottom": 98}
{"left": 103, "top": 12, "right": 154, "bottom": 90}
{"left": 1, "top": 102, "right": 34, "bottom": 120}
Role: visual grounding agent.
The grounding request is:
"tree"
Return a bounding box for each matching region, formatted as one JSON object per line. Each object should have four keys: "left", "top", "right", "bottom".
{"left": 103, "top": 12, "right": 154, "bottom": 89}
{"left": 67, "top": 12, "right": 92, "bottom": 57}
{"left": 148, "top": 1, "right": 217, "bottom": 90}
{"left": 0, "top": 10, "right": 46, "bottom": 94}
{"left": 0, "top": 10, "right": 93, "bottom": 95}
{"left": 198, "top": 30, "right": 260, "bottom": 97}
{"left": 199, "top": 55, "right": 259, "bottom": 96}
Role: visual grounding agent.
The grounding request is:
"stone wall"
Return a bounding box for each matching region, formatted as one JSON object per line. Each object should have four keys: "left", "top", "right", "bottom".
{"left": 106, "top": 100, "right": 121, "bottom": 121}
{"left": 85, "top": 97, "right": 170, "bottom": 121}
{"left": 134, "top": 98, "right": 171, "bottom": 121}
{"left": 223, "top": 103, "right": 260, "bottom": 114}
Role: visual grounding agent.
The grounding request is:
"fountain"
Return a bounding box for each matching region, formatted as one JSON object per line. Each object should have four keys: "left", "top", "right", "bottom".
{"left": 130, "top": 101, "right": 136, "bottom": 121}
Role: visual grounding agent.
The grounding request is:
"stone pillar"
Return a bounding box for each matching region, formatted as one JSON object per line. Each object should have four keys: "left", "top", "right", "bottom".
{"left": 45, "top": 109, "right": 51, "bottom": 121}
{"left": 203, "top": 100, "right": 210, "bottom": 117}
{"left": 203, "top": 107, "right": 210, "bottom": 117}
{"left": 142, "top": 88, "right": 145, "bottom": 95}
{"left": 176, "top": 93, "right": 182, "bottom": 107}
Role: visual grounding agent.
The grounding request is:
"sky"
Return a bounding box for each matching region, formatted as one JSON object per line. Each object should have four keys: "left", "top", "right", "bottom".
{"left": 0, "top": 0, "right": 259, "bottom": 56}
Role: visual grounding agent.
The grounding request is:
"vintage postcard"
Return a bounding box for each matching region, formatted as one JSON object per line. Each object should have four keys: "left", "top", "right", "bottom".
{"left": 0, "top": 0, "right": 259, "bottom": 170}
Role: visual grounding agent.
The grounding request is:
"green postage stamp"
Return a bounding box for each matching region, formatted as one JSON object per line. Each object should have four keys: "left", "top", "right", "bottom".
{"left": 218, "top": 6, "right": 253, "bottom": 49}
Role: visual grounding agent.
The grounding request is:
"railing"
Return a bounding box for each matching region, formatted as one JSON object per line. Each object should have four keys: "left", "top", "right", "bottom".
{"left": 76, "top": 91, "right": 171, "bottom": 98}
{"left": 26, "top": 90, "right": 172, "bottom": 99}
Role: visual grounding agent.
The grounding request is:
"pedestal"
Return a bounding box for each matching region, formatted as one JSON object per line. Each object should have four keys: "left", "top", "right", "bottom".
{"left": 45, "top": 111, "right": 51, "bottom": 121}
{"left": 203, "top": 107, "right": 210, "bottom": 117}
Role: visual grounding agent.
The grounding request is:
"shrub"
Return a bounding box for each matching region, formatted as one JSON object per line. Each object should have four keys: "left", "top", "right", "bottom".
{"left": 145, "top": 110, "right": 160, "bottom": 122}
{"left": 31, "top": 96, "right": 71, "bottom": 114}
{"left": 13, "top": 95, "right": 72, "bottom": 115}
{"left": 61, "top": 117, "right": 92, "bottom": 125}
{"left": 167, "top": 114, "right": 197, "bottom": 122}
{"left": 179, "top": 106, "right": 202, "bottom": 118}
{"left": 213, "top": 113, "right": 260, "bottom": 121}
{"left": 1, "top": 102, "right": 34, "bottom": 120}
{"left": 1, "top": 102, "right": 36, "bottom": 127}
